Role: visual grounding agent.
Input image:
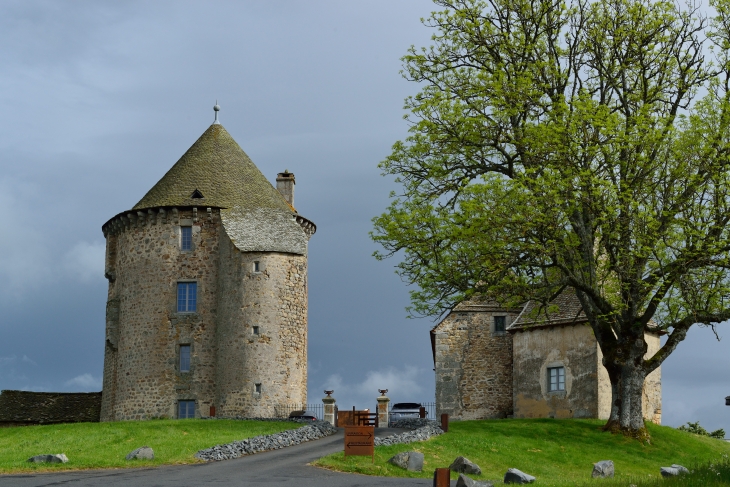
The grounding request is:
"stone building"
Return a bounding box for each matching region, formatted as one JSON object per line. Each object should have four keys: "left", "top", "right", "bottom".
{"left": 431, "top": 292, "right": 662, "bottom": 423}
{"left": 100, "top": 107, "right": 315, "bottom": 421}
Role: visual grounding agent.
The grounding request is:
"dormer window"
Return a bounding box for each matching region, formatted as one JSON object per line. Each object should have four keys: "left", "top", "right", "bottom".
{"left": 191, "top": 189, "right": 204, "bottom": 199}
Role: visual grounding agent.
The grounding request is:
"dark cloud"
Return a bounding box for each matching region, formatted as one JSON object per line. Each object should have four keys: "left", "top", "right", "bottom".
{"left": 0, "top": 0, "right": 727, "bottom": 434}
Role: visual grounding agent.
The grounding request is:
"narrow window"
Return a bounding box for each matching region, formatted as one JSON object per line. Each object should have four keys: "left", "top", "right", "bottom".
{"left": 253, "top": 261, "right": 260, "bottom": 273}
{"left": 252, "top": 326, "right": 260, "bottom": 336}
{"left": 254, "top": 383, "right": 262, "bottom": 394}
{"left": 180, "top": 226, "right": 192, "bottom": 251}
{"left": 179, "top": 344, "right": 191, "bottom": 372}
{"left": 494, "top": 316, "right": 506, "bottom": 333}
{"left": 548, "top": 367, "right": 565, "bottom": 392}
{"left": 178, "top": 400, "right": 195, "bottom": 419}
{"left": 177, "top": 282, "right": 197, "bottom": 313}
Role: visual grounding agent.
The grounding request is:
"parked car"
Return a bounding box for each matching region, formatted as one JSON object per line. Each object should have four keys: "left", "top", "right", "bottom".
{"left": 288, "top": 410, "right": 318, "bottom": 421}
{"left": 389, "top": 402, "right": 423, "bottom": 425}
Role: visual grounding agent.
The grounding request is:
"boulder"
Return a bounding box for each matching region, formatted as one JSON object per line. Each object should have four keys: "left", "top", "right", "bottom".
{"left": 387, "top": 451, "right": 423, "bottom": 471}
{"left": 456, "top": 473, "right": 494, "bottom": 487}
{"left": 27, "top": 454, "right": 68, "bottom": 464}
{"left": 450, "top": 456, "right": 482, "bottom": 475}
{"left": 660, "top": 464, "right": 689, "bottom": 477}
{"left": 592, "top": 460, "right": 614, "bottom": 478}
{"left": 504, "top": 468, "right": 536, "bottom": 484}
{"left": 407, "top": 451, "right": 424, "bottom": 472}
{"left": 126, "top": 446, "right": 155, "bottom": 460}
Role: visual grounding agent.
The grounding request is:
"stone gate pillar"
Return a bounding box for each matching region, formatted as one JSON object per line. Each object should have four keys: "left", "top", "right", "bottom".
{"left": 323, "top": 390, "right": 336, "bottom": 425}
{"left": 377, "top": 389, "right": 390, "bottom": 427}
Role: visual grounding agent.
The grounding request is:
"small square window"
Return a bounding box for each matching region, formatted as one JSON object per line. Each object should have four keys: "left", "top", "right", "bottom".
{"left": 252, "top": 326, "right": 260, "bottom": 335}
{"left": 254, "top": 383, "right": 262, "bottom": 394}
{"left": 494, "top": 316, "right": 506, "bottom": 333}
{"left": 177, "top": 282, "right": 197, "bottom": 313}
{"left": 181, "top": 226, "right": 192, "bottom": 251}
{"left": 253, "top": 261, "right": 260, "bottom": 273}
{"left": 548, "top": 366, "right": 565, "bottom": 392}
{"left": 179, "top": 345, "right": 190, "bottom": 372}
{"left": 178, "top": 400, "right": 195, "bottom": 419}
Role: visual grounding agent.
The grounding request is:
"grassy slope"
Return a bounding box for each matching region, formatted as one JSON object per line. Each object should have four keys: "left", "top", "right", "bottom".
{"left": 0, "top": 419, "right": 297, "bottom": 474}
{"left": 314, "top": 419, "right": 730, "bottom": 486}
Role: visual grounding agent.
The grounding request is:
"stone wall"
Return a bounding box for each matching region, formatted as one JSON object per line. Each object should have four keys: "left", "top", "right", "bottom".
{"left": 514, "top": 325, "right": 662, "bottom": 422}
{"left": 214, "top": 231, "right": 308, "bottom": 418}
{"left": 101, "top": 206, "right": 309, "bottom": 421}
{"left": 0, "top": 390, "right": 101, "bottom": 426}
{"left": 513, "top": 324, "right": 599, "bottom": 419}
{"left": 101, "top": 208, "right": 220, "bottom": 421}
{"left": 433, "top": 303, "right": 518, "bottom": 419}
{"left": 514, "top": 325, "right": 598, "bottom": 418}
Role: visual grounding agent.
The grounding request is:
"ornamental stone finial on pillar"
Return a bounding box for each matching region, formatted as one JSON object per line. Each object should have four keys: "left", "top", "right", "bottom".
{"left": 323, "top": 390, "right": 336, "bottom": 426}
{"left": 377, "top": 389, "right": 390, "bottom": 427}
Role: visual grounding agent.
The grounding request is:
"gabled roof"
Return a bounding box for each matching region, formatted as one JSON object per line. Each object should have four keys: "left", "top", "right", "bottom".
{"left": 508, "top": 290, "right": 587, "bottom": 331}
{"left": 0, "top": 390, "right": 102, "bottom": 424}
{"left": 133, "top": 123, "right": 293, "bottom": 213}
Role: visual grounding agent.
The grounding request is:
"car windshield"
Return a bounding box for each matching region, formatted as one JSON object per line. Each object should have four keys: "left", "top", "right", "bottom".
{"left": 392, "top": 403, "right": 421, "bottom": 410}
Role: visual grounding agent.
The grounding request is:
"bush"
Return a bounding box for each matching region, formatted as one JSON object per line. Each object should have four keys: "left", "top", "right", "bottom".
{"left": 678, "top": 421, "right": 726, "bottom": 440}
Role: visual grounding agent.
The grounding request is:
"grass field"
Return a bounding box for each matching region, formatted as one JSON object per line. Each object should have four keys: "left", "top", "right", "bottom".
{"left": 0, "top": 419, "right": 297, "bottom": 474}
{"left": 314, "top": 419, "right": 730, "bottom": 486}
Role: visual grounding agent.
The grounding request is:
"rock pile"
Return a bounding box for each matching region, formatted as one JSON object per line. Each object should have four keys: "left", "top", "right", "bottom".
{"left": 194, "top": 420, "right": 337, "bottom": 462}
{"left": 375, "top": 420, "right": 444, "bottom": 446}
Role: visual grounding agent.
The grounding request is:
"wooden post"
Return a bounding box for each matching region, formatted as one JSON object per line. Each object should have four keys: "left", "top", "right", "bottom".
{"left": 441, "top": 413, "right": 449, "bottom": 432}
{"left": 419, "top": 406, "right": 427, "bottom": 418}
{"left": 433, "top": 468, "right": 450, "bottom": 487}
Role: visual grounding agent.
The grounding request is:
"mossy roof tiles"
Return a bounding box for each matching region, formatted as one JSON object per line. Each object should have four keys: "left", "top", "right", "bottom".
{"left": 133, "top": 123, "right": 293, "bottom": 213}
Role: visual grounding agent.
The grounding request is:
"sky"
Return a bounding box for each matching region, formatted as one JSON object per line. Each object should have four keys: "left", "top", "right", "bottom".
{"left": 0, "top": 0, "right": 727, "bottom": 433}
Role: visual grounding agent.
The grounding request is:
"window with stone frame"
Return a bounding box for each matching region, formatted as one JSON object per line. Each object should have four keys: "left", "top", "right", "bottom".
{"left": 178, "top": 400, "right": 195, "bottom": 419}
{"left": 494, "top": 315, "right": 506, "bottom": 333}
{"left": 180, "top": 226, "right": 192, "bottom": 251}
{"left": 548, "top": 366, "right": 565, "bottom": 392}
{"left": 177, "top": 282, "right": 197, "bottom": 313}
{"left": 179, "top": 344, "right": 191, "bottom": 372}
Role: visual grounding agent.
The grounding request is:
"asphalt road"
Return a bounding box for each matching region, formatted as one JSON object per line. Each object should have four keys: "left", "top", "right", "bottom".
{"left": 1, "top": 428, "right": 444, "bottom": 487}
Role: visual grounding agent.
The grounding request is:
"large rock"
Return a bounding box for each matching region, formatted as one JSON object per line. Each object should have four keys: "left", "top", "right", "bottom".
{"left": 592, "top": 460, "right": 614, "bottom": 478}
{"left": 504, "top": 468, "right": 536, "bottom": 484}
{"left": 27, "top": 454, "right": 68, "bottom": 464}
{"left": 407, "top": 451, "right": 424, "bottom": 472}
{"left": 660, "top": 464, "right": 689, "bottom": 477}
{"left": 387, "top": 451, "right": 424, "bottom": 472}
{"left": 126, "top": 446, "right": 155, "bottom": 460}
{"left": 450, "top": 456, "right": 482, "bottom": 475}
{"left": 456, "top": 473, "right": 494, "bottom": 487}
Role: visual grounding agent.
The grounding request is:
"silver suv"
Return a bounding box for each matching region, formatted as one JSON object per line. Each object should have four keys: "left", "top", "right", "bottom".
{"left": 389, "top": 402, "right": 422, "bottom": 425}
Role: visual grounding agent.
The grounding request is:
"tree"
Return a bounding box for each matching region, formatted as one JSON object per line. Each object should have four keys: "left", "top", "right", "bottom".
{"left": 373, "top": 0, "right": 730, "bottom": 438}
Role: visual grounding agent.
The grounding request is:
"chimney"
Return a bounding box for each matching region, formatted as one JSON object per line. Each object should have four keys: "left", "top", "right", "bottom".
{"left": 276, "top": 170, "right": 295, "bottom": 207}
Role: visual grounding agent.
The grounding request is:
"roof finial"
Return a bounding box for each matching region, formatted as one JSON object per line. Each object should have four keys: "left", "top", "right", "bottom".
{"left": 213, "top": 100, "right": 221, "bottom": 125}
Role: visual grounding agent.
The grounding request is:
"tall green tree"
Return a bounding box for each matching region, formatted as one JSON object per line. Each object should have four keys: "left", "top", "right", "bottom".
{"left": 373, "top": 0, "right": 730, "bottom": 437}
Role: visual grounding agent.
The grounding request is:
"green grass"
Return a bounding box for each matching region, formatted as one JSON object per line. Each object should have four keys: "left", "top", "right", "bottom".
{"left": 0, "top": 419, "right": 297, "bottom": 474}
{"left": 314, "top": 419, "right": 730, "bottom": 486}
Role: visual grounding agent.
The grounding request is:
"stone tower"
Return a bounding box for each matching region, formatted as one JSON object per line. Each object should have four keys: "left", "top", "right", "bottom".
{"left": 100, "top": 111, "right": 315, "bottom": 421}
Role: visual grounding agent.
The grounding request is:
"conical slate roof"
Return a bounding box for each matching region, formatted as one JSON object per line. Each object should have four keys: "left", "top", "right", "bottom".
{"left": 133, "top": 123, "right": 292, "bottom": 213}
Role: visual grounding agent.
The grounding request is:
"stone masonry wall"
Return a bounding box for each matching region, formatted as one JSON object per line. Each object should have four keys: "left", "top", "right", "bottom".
{"left": 214, "top": 229, "right": 308, "bottom": 418}
{"left": 513, "top": 324, "right": 599, "bottom": 419}
{"left": 433, "top": 305, "right": 518, "bottom": 419}
{"left": 101, "top": 208, "right": 220, "bottom": 421}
